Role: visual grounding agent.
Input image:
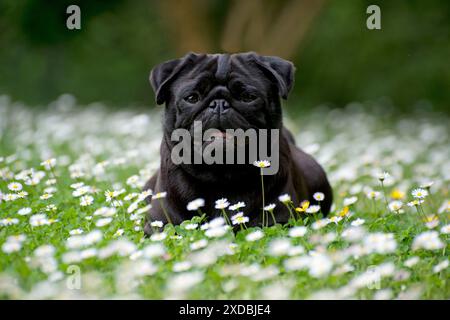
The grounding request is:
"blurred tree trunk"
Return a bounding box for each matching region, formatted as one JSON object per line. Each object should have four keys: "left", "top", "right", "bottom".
{"left": 156, "top": 0, "right": 326, "bottom": 59}
{"left": 157, "top": 0, "right": 214, "bottom": 53}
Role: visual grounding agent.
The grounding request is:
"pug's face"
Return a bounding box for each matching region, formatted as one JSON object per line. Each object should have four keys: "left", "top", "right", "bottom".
{"left": 150, "top": 52, "right": 295, "bottom": 137}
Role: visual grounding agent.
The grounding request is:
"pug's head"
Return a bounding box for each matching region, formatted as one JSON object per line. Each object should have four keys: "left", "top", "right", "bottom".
{"left": 149, "top": 52, "right": 295, "bottom": 180}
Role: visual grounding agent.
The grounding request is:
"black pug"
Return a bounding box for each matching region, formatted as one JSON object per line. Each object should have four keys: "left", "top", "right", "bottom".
{"left": 144, "top": 52, "right": 332, "bottom": 235}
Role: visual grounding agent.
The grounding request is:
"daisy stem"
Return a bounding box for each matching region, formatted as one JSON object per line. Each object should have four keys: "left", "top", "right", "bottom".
{"left": 262, "top": 207, "right": 265, "bottom": 227}
{"left": 269, "top": 209, "right": 277, "bottom": 225}
{"left": 86, "top": 217, "right": 92, "bottom": 232}
{"left": 414, "top": 206, "right": 426, "bottom": 222}
{"left": 426, "top": 188, "right": 437, "bottom": 211}
{"left": 285, "top": 203, "right": 295, "bottom": 222}
{"left": 380, "top": 181, "right": 391, "bottom": 214}
{"left": 288, "top": 202, "right": 297, "bottom": 211}
{"left": 295, "top": 211, "right": 304, "bottom": 225}
{"left": 221, "top": 209, "right": 231, "bottom": 225}
{"left": 49, "top": 167, "right": 57, "bottom": 180}
{"left": 260, "top": 169, "right": 265, "bottom": 227}
{"left": 289, "top": 202, "right": 301, "bottom": 221}
{"left": 50, "top": 167, "right": 64, "bottom": 192}
{"left": 159, "top": 200, "right": 173, "bottom": 225}
{"left": 418, "top": 202, "right": 427, "bottom": 217}
{"left": 145, "top": 197, "right": 153, "bottom": 226}
{"left": 119, "top": 202, "right": 127, "bottom": 226}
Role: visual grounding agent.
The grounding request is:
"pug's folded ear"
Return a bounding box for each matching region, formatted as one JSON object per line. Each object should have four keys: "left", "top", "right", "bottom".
{"left": 150, "top": 52, "right": 204, "bottom": 105}
{"left": 251, "top": 53, "right": 295, "bottom": 100}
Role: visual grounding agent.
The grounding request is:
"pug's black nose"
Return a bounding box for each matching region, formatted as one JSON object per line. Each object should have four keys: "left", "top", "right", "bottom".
{"left": 209, "top": 99, "right": 230, "bottom": 113}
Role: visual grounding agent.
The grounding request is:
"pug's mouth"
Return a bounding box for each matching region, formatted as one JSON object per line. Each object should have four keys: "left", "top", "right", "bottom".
{"left": 208, "top": 129, "right": 234, "bottom": 139}
{"left": 199, "top": 129, "right": 245, "bottom": 148}
{"left": 179, "top": 125, "right": 258, "bottom": 153}
{"left": 171, "top": 118, "right": 278, "bottom": 170}
{"left": 182, "top": 113, "right": 264, "bottom": 150}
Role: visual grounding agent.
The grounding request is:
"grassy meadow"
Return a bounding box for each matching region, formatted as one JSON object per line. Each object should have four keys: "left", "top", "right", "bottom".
{"left": 0, "top": 95, "right": 448, "bottom": 299}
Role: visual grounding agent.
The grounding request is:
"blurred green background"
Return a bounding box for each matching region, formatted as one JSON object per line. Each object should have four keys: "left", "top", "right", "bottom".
{"left": 0, "top": 0, "right": 448, "bottom": 111}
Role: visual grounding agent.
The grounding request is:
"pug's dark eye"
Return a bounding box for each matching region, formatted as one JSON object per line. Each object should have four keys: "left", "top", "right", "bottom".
{"left": 240, "top": 91, "right": 257, "bottom": 103}
{"left": 184, "top": 93, "right": 200, "bottom": 104}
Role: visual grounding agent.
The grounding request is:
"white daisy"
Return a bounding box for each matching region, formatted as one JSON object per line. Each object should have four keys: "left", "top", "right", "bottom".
{"left": 69, "top": 228, "right": 84, "bottom": 235}
{"left": 113, "top": 229, "right": 124, "bottom": 237}
{"left": 263, "top": 204, "right": 276, "bottom": 211}
{"left": 377, "top": 171, "right": 390, "bottom": 181}
{"left": 187, "top": 198, "right": 205, "bottom": 211}
{"left": 183, "top": 223, "right": 198, "bottom": 230}
{"left": 351, "top": 218, "right": 365, "bottom": 226}
{"left": 173, "top": 261, "right": 192, "bottom": 272}
{"left": 278, "top": 194, "right": 291, "bottom": 203}
{"left": 311, "top": 219, "right": 330, "bottom": 230}
{"left": 95, "top": 218, "right": 112, "bottom": 227}
{"left": 8, "top": 182, "right": 22, "bottom": 192}
{"left": 253, "top": 160, "right": 271, "bottom": 168}
{"left": 329, "top": 216, "right": 343, "bottom": 224}
{"left": 366, "top": 191, "right": 381, "bottom": 200}
{"left": 30, "top": 214, "right": 49, "bottom": 227}
{"left": 404, "top": 256, "right": 420, "bottom": 268}
{"left": 70, "top": 182, "right": 85, "bottom": 189}
{"left": 151, "top": 220, "right": 164, "bottom": 228}
{"left": 343, "top": 196, "right": 358, "bottom": 206}
{"left": 40, "top": 193, "right": 53, "bottom": 200}
{"left": 411, "top": 188, "right": 428, "bottom": 199}
{"left": 104, "top": 190, "right": 120, "bottom": 202}
{"left": 412, "top": 231, "right": 444, "bottom": 251}
{"left": 0, "top": 218, "right": 19, "bottom": 226}
{"left": 150, "top": 232, "right": 167, "bottom": 242}
{"left": 313, "top": 192, "right": 325, "bottom": 201}
{"left": 389, "top": 200, "right": 403, "bottom": 212}
{"left": 267, "top": 238, "right": 291, "bottom": 256}
{"left": 433, "top": 260, "right": 449, "bottom": 273}
{"left": 18, "top": 207, "right": 32, "bottom": 216}
{"left": 2, "top": 241, "right": 22, "bottom": 253}
{"left": 229, "top": 201, "right": 246, "bottom": 211}
{"left": 288, "top": 226, "right": 307, "bottom": 238}
{"left": 245, "top": 230, "right": 264, "bottom": 242}
{"left": 152, "top": 192, "right": 167, "bottom": 200}
{"left": 205, "top": 225, "right": 228, "bottom": 238}
{"left": 215, "top": 198, "right": 230, "bottom": 210}
{"left": 4, "top": 194, "right": 18, "bottom": 201}
{"left": 231, "top": 212, "right": 249, "bottom": 225}
{"left": 80, "top": 195, "right": 94, "bottom": 206}
{"left": 41, "top": 158, "right": 56, "bottom": 170}
{"left": 190, "top": 239, "right": 208, "bottom": 250}
{"left": 306, "top": 205, "right": 320, "bottom": 214}
{"left": 440, "top": 224, "right": 450, "bottom": 234}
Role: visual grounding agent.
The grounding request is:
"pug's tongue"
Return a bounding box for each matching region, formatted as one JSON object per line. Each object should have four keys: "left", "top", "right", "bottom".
{"left": 210, "top": 131, "right": 229, "bottom": 139}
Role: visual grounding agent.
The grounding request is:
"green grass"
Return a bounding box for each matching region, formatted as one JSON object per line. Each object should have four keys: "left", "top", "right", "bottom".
{"left": 0, "top": 95, "right": 448, "bottom": 299}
